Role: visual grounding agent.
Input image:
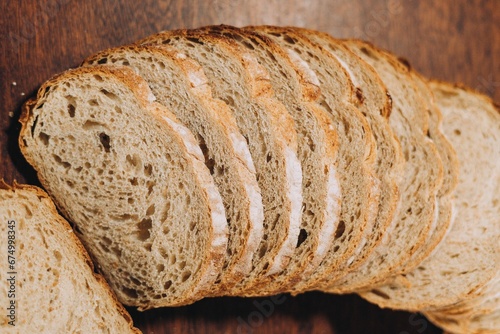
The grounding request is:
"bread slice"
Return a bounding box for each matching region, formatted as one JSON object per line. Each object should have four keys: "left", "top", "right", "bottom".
{"left": 390, "top": 69, "right": 459, "bottom": 274}
{"left": 247, "top": 26, "right": 379, "bottom": 293}
{"left": 18, "top": 65, "right": 228, "bottom": 309}
{"left": 425, "top": 274, "right": 500, "bottom": 334}
{"left": 190, "top": 25, "right": 341, "bottom": 295}
{"left": 299, "top": 28, "right": 405, "bottom": 285}
{"left": 0, "top": 181, "right": 140, "bottom": 333}
{"left": 323, "top": 40, "right": 444, "bottom": 293}
{"left": 82, "top": 44, "right": 264, "bottom": 294}
{"left": 425, "top": 272, "right": 500, "bottom": 333}
{"left": 137, "top": 30, "right": 303, "bottom": 295}
{"left": 360, "top": 82, "right": 500, "bottom": 311}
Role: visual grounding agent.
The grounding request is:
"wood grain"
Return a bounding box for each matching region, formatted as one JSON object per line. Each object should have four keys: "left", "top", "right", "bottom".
{"left": 1, "top": 0, "right": 497, "bottom": 333}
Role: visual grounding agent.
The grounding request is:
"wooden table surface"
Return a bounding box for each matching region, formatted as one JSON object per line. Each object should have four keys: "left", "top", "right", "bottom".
{"left": 1, "top": 0, "right": 498, "bottom": 333}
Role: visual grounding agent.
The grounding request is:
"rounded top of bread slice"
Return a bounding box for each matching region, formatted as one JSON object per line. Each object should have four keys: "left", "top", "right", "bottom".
{"left": 18, "top": 65, "right": 228, "bottom": 309}
{"left": 0, "top": 181, "right": 141, "bottom": 333}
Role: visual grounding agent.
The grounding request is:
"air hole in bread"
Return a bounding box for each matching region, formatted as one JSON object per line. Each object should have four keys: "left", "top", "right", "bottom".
{"left": 371, "top": 289, "right": 390, "bottom": 300}
{"left": 112, "top": 246, "right": 122, "bottom": 257}
{"left": 96, "top": 58, "right": 108, "bottom": 64}
{"left": 266, "top": 153, "right": 272, "bottom": 162}
{"left": 147, "top": 181, "right": 155, "bottom": 195}
{"left": 144, "top": 164, "right": 153, "bottom": 176}
{"left": 122, "top": 287, "right": 139, "bottom": 299}
{"left": 186, "top": 37, "right": 203, "bottom": 45}
{"left": 181, "top": 271, "right": 192, "bottom": 282}
{"left": 30, "top": 115, "right": 39, "bottom": 136}
{"left": 335, "top": 220, "right": 346, "bottom": 239}
{"left": 188, "top": 220, "right": 197, "bottom": 232}
{"left": 39, "top": 132, "right": 50, "bottom": 146}
{"left": 66, "top": 180, "right": 74, "bottom": 188}
{"left": 164, "top": 280, "right": 172, "bottom": 289}
{"left": 146, "top": 204, "right": 155, "bottom": 216}
{"left": 93, "top": 74, "right": 104, "bottom": 81}
{"left": 159, "top": 247, "right": 168, "bottom": 259}
{"left": 99, "top": 132, "right": 111, "bottom": 152}
{"left": 99, "top": 241, "right": 110, "bottom": 253}
{"left": 297, "top": 228, "right": 308, "bottom": 247}
{"left": 241, "top": 40, "right": 255, "bottom": 50}
{"left": 129, "top": 177, "right": 138, "bottom": 186}
{"left": 136, "top": 218, "right": 152, "bottom": 241}
{"left": 88, "top": 99, "right": 99, "bottom": 106}
{"left": 283, "top": 35, "right": 296, "bottom": 44}
{"left": 453, "top": 129, "right": 461, "bottom": 135}
{"left": 67, "top": 103, "right": 76, "bottom": 118}
{"left": 82, "top": 120, "right": 105, "bottom": 130}
{"left": 169, "top": 254, "right": 176, "bottom": 265}
{"left": 258, "top": 244, "right": 267, "bottom": 257}
{"left": 100, "top": 88, "right": 119, "bottom": 100}
{"left": 223, "top": 95, "right": 235, "bottom": 107}
{"left": 102, "top": 236, "right": 112, "bottom": 246}
{"left": 360, "top": 46, "right": 377, "bottom": 60}
{"left": 126, "top": 154, "right": 141, "bottom": 168}
{"left": 52, "top": 154, "right": 71, "bottom": 169}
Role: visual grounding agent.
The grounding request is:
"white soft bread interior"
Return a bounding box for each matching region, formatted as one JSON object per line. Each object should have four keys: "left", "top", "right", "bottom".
{"left": 360, "top": 82, "right": 500, "bottom": 311}
{"left": 0, "top": 181, "right": 141, "bottom": 333}
{"left": 18, "top": 65, "right": 228, "bottom": 309}
{"left": 83, "top": 44, "right": 264, "bottom": 294}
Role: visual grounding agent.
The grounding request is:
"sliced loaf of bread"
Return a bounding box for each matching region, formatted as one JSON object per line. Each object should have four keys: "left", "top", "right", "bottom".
{"left": 0, "top": 181, "right": 140, "bottom": 333}
{"left": 300, "top": 28, "right": 405, "bottom": 285}
{"left": 137, "top": 30, "right": 303, "bottom": 295}
{"left": 82, "top": 44, "right": 264, "bottom": 294}
{"left": 391, "top": 69, "right": 459, "bottom": 273}
{"left": 248, "top": 26, "right": 379, "bottom": 293}
{"left": 193, "top": 24, "right": 341, "bottom": 295}
{"left": 18, "top": 65, "right": 228, "bottom": 309}
{"left": 323, "top": 40, "right": 444, "bottom": 293}
{"left": 360, "top": 82, "right": 500, "bottom": 311}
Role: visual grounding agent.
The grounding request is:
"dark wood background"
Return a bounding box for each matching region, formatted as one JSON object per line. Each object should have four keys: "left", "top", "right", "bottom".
{"left": 1, "top": 0, "right": 498, "bottom": 333}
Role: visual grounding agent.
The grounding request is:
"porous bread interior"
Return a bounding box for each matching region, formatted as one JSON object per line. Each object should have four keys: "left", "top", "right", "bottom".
{"left": 251, "top": 26, "right": 379, "bottom": 293}
{"left": 323, "top": 40, "right": 443, "bottom": 292}
{"left": 19, "top": 68, "right": 226, "bottom": 309}
{"left": 192, "top": 25, "right": 341, "bottom": 295}
{"left": 0, "top": 185, "right": 139, "bottom": 333}
{"left": 84, "top": 45, "right": 264, "bottom": 292}
{"left": 360, "top": 82, "right": 500, "bottom": 310}
{"left": 303, "top": 30, "right": 404, "bottom": 284}
{"left": 139, "top": 31, "right": 303, "bottom": 294}
{"left": 386, "top": 72, "right": 458, "bottom": 275}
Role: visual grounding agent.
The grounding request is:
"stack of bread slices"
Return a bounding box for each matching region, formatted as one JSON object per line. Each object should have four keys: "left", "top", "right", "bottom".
{"left": 15, "top": 25, "right": 499, "bottom": 334}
